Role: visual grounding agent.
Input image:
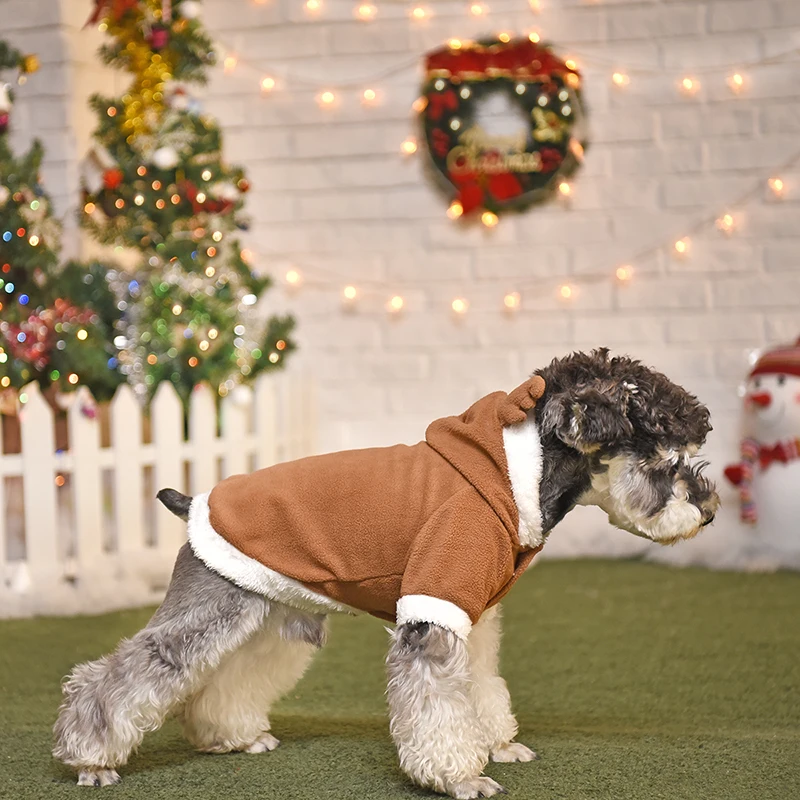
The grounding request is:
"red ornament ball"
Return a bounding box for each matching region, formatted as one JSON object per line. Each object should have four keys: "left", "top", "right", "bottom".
{"left": 103, "top": 168, "right": 124, "bottom": 191}
{"left": 148, "top": 25, "right": 170, "bottom": 51}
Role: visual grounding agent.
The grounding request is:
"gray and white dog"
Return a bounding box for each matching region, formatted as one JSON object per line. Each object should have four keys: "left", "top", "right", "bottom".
{"left": 53, "top": 350, "right": 719, "bottom": 798}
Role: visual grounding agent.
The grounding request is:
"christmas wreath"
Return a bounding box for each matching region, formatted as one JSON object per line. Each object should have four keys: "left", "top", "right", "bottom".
{"left": 419, "top": 37, "right": 588, "bottom": 217}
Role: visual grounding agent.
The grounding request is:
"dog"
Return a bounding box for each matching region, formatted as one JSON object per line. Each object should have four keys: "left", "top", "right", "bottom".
{"left": 53, "top": 350, "right": 719, "bottom": 798}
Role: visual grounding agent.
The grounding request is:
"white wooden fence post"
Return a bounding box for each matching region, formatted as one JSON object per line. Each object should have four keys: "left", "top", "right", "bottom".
{"left": 19, "top": 383, "right": 59, "bottom": 587}
{"left": 110, "top": 385, "right": 144, "bottom": 557}
{"left": 68, "top": 387, "right": 104, "bottom": 571}
{"left": 189, "top": 384, "right": 217, "bottom": 494}
{"left": 221, "top": 389, "right": 249, "bottom": 478}
{"left": 254, "top": 375, "right": 277, "bottom": 471}
{"left": 152, "top": 383, "right": 185, "bottom": 556}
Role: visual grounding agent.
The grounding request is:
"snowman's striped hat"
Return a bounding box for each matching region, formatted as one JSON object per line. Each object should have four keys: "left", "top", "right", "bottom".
{"left": 750, "top": 337, "right": 800, "bottom": 379}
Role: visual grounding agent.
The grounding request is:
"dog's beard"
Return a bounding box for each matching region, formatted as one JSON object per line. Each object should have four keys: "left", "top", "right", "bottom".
{"left": 583, "top": 456, "right": 703, "bottom": 545}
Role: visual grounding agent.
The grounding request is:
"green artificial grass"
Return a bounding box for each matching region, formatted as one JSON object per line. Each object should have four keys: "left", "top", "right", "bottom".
{"left": 1, "top": 560, "right": 799, "bottom": 800}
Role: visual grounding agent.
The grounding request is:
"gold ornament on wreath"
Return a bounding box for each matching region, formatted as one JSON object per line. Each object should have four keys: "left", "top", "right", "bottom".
{"left": 419, "top": 36, "right": 588, "bottom": 218}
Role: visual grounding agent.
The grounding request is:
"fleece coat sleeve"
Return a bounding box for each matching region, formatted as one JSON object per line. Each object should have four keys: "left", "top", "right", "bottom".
{"left": 396, "top": 486, "right": 516, "bottom": 639}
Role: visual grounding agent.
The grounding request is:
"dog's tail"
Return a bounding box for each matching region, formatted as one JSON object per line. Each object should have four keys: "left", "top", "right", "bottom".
{"left": 156, "top": 488, "right": 193, "bottom": 521}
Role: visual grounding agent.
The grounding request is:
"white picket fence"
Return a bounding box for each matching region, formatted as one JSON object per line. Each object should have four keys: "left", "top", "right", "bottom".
{"left": 0, "top": 373, "right": 316, "bottom": 618}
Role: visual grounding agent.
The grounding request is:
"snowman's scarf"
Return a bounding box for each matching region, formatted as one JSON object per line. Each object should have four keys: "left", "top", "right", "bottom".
{"left": 737, "top": 436, "right": 800, "bottom": 524}
{"left": 737, "top": 439, "right": 759, "bottom": 524}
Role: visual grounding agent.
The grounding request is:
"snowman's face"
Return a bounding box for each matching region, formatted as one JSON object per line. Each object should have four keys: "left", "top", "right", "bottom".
{"left": 746, "top": 373, "right": 800, "bottom": 439}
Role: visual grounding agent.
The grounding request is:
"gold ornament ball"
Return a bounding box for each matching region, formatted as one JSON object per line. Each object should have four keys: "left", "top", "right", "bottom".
{"left": 21, "top": 54, "right": 40, "bottom": 74}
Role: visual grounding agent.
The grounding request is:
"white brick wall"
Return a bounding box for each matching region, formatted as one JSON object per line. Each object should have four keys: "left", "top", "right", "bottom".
{"left": 5, "top": 0, "right": 800, "bottom": 565}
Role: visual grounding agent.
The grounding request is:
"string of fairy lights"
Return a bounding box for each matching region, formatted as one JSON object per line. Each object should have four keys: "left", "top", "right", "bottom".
{"left": 200, "top": 0, "right": 800, "bottom": 317}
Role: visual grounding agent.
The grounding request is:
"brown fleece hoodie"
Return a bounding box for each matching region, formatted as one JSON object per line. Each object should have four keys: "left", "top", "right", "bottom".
{"left": 197, "top": 376, "right": 546, "bottom": 635}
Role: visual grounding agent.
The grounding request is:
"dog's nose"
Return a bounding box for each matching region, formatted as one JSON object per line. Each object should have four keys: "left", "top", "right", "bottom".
{"left": 748, "top": 391, "right": 772, "bottom": 408}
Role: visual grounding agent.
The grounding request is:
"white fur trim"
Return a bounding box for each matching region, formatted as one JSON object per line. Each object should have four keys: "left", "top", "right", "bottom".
{"left": 502, "top": 414, "right": 544, "bottom": 548}
{"left": 187, "top": 492, "right": 357, "bottom": 616}
{"left": 396, "top": 595, "right": 473, "bottom": 640}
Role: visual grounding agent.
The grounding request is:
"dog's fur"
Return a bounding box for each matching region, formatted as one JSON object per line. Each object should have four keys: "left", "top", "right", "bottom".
{"left": 53, "top": 351, "right": 719, "bottom": 798}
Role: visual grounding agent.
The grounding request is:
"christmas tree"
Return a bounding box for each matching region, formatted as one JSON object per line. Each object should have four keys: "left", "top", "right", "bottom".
{"left": 80, "top": 0, "right": 295, "bottom": 405}
{"left": 0, "top": 41, "right": 122, "bottom": 408}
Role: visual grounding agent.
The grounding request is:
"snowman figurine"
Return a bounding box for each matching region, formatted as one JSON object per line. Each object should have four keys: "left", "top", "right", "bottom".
{"left": 725, "top": 337, "right": 800, "bottom": 565}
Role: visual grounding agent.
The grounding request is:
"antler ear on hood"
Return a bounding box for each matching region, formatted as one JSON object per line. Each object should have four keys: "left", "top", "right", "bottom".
{"left": 498, "top": 375, "right": 546, "bottom": 426}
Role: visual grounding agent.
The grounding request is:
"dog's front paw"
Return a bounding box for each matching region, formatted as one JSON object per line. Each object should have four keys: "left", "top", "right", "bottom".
{"left": 445, "top": 776, "right": 506, "bottom": 799}
{"left": 244, "top": 732, "right": 281, "bottom": 753}
{"left": 490, "top": 742, "right": 538, "bottom": 763}
{"left": 77, "top": 768, "right": 121, "bottom": 787}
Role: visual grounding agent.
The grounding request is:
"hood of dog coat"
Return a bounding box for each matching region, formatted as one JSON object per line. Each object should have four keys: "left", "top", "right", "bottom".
{"left": 425, "top": 375, "right": 546, "bottom": 550}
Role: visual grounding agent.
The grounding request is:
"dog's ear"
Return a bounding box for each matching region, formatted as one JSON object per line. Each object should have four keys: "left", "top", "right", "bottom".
{"left": 539, "top": 383, "right": 635, "bottom": 452}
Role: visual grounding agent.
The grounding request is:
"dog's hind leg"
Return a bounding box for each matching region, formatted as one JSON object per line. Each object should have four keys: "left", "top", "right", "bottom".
{"left": 178, "top": 606, "right": 325, "bottom": 754}
{"left": 53, "top": 543, "right": 268, "bottom": 786}
{"left": 468, "top": 606, "right": 537, "bottom": 764}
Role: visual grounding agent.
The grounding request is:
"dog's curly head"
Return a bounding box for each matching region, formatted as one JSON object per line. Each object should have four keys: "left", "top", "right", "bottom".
{"left": 536, "top": 349, "right": 719, "bottom": 544}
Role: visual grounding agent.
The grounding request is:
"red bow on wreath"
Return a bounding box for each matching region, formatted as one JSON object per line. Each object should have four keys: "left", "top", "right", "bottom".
{"left": 181, "top": 180, "right": 235, "bottom": 216}
{"left": 449, "top": 149, "right": 524, "bottom": 214}
{"left": 85, "top": 0, "right": 139, "bottom": 27}
{"left": 427, "top": 90, "right": 458, "bottom": 121}
{"left": 451, "top": 167, "right": 524, "bottom": 214}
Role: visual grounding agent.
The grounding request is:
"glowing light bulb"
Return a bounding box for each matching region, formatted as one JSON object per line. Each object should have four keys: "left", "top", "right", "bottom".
{"left": 558, "top": 181, "right": 571, "bottom": 196}
{"left": 612, "top": 71, "right": 629, "bottom": 87}
{"left": 412, "top": 96, "right": 428, "bottom": 113}
{"left": 449, "top": 38, "right": 462, "bottom": 50}
{"left": 356, "top": 3, "right": 376, "bottom": 20}
{"left": 261, "top": 76, "right": 276, "bottom": 92}
{"left": 498, "top": 32, "right": 511, "bottom": 43}
{"left": 559, "top": 285, "right": 573, "bottom": 300}
{"left": 68, "top": 373, "right": 79, "bottom": 385}
{"left": 134, "top": 194, "right": 144, "bottom": 206}
{"left": 286, "top": 269, "right": 301, "bottom": 285}
{"left": 716, "top": 213, "right": 735, "bottom": 233}
{"left": 223, "top": 55, "right": 238, "bottom": 74}
{"left": 528, "top": 31, "right": 540, "bottom": 43}
{"left": 470, "top": 3, "right": 485, "bottom": 16}
{"left": 451, "top": 297, "right": 469, "bottom": 314}
{"left": 343, "top": 285, "right": 357, "bottom": 300}
{"left": 28, "top": 235, "right": 39, "bottom": 246}
{"left": 481, "top": 210, "right": 499, "bottom": 228}
{"left": 411, "top": 5, "right": 427, "bottom": 19}
{"left": 768, "top": 177, "right": 785, "bottom": 196}
{"left": 727, "top": 72, "right": 744, "bottom": 92}
{"left": 615, "top": 265, "right": 633, "bottom": 282}
{"left": 305, "top": 0, "right": 321, "bottom": 13}
{"left": 674, "top": 237, "right": 690, "bottom": 255}
{"left": 77, "top": 329, "right": 88, "bottom": 341}
{"left": 401, "top": 137, "right": 418, "bottom": 155}
{"left": 447, "top": 201, "right": 464, "bottom": 220}
{"left": 528, "top": 0, "right": 540, "bottom": 10}
{"left": 388, "top": 295, "right": 404, "bottom": 312}
{"left": 84, "top": 202, "right": 96, "bottom": 214}
{"left": 318, "top": 90, "right": 336, "bottom": 106}
{"left": 680, "top": 76, "right": 699, "bottom": 94}
{"left": 172, "top": 304, "right": 183, "bottom": 315}
{"left": 504, "top": 292, "right": 521, "bottom": 310}
{"left": 565, "top": 58, "right": 577, "bottom": 71}
{"left": 362, "top": 88, "right": 377, "bottom": 104}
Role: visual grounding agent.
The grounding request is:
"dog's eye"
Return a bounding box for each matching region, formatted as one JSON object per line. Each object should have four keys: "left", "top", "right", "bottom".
{"left": 753, "top": 378, "right": 761, "bottom": 389}
{"left": 778, "top": 374, "right": 786, "bottom": 386}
